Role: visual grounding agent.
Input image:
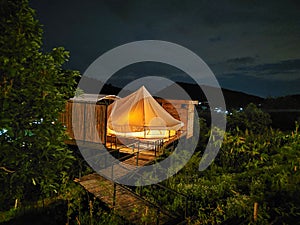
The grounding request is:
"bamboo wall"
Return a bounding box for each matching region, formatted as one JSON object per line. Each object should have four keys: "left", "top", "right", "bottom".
{"left": 61, "top": 101, "right": 107, "bottom": 144}
{"left": 156, "top": 99, "right": 198, "bottom": 139}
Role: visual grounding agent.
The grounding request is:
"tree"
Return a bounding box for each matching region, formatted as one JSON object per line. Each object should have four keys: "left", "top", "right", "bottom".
{"left": 0, "top": 0, "right": 80, "bottom": 210}
{"left": 227, "top": 103, "right": 272, "bottom": 134}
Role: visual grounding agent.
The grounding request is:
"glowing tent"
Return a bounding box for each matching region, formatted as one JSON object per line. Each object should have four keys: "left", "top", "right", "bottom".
{"left": 107, "top": 86, "right": 183, "bottom": 139}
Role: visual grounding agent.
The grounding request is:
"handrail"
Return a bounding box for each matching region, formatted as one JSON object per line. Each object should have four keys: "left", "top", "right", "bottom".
{"left": 154, "top": 183, "right": 188, "bottom": 199}
{"left": 120, "top": 170, "right": 190, "bottom": 218}
{"left": 142, "top": 183, "right": 189, "bottom": 218}
{"left": 118, "top": 183, "right": 176, "bottom": 219}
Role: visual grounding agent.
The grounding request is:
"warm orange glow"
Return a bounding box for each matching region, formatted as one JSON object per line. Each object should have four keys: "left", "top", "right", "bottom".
{"left": 107, "top": 86, "right": 183, "bottom": 139}
{"left": 107, "top": 127, "right": 177, "bottom": 139}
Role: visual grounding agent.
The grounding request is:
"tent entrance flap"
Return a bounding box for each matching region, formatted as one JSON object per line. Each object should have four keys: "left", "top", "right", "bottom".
{"left": 107, "top": 86, "right": 183, "bottom": 139}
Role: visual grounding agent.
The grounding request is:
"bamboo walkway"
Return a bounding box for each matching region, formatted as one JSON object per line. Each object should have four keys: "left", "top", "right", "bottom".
{"left": 71, "top": 135, "right": 187, "bottom": 224}
{"left": 75, "top": 173, "right": 178, "bottom": 225}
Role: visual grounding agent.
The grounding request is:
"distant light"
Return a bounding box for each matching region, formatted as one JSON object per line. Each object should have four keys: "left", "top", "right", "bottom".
{"left": 213, "top": 107, "right": 223, "bottom": 113}
{"left": 239, "top": 107, "right": 243, "bottom": 111}
{"left": 0, "top": 129, "right": 8, "bottom": 135}
{"left": 33, "top": 118, "right": 44, "bottom": 124}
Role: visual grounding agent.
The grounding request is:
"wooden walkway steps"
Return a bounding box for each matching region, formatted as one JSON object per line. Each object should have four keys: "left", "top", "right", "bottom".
{"left": 75, "top": 173, "right": 178, "bottom": 225}
{"left": 71, "top": 136, "right": 189, "bottom": 224}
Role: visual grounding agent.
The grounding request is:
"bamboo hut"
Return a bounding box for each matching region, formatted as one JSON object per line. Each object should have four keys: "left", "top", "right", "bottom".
{"left": 60, "top": 89, "right": 197, "bottom": 145}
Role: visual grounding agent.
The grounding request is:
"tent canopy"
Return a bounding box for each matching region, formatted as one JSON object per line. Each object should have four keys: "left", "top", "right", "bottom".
{"left": 107, "top": 86, "right": 183, "bottom": 138}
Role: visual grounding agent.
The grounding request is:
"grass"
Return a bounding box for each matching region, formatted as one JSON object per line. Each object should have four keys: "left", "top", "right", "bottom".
{"left": 0, "top": 200, "right": 67, "bottom": 225}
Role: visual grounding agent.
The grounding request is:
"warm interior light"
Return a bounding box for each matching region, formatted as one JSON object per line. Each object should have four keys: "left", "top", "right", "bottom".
{"left": 107, "top": 127, "right": 176, "bottom": 139}
{"left": 107, "top": 86, "right": 183, "bottom": 139}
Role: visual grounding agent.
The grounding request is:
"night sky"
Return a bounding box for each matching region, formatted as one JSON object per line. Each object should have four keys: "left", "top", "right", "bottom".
{"left": 30, "top": 0, "right": 300, "bottom": 97}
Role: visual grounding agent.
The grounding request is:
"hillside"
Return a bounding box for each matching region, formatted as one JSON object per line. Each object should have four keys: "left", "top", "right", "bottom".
{"left": 78, "top": 77, "right": 264, "bottom": 108}
{"left": 157, "top": 82, "right": 264, "bottom": 108}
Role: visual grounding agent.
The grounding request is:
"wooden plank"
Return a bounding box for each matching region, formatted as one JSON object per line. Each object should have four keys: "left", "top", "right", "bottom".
{"left": 186, "top": 104, "right": 195, "bottom": 139}
{"left": 71, "top": 102, "right": 85, "bottom": 140}
{"left": 76, "top": 173, "right": 174, "bottom": 225}
{"left": 61, "top": 101, "right": 107, "bottom": 143}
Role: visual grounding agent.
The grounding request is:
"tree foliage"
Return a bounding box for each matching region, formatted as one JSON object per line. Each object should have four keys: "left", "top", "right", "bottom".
{"left": 227, "top": 103, "right": 272, "bottom": 133}
{"left": 136, "top": 124, "right": 300, "bottom": 224}
{"left": 0, "top": 0, "right": 80, "bottom": 210}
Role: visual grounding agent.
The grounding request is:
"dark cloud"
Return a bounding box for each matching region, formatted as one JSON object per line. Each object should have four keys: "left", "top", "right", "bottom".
{"left": 105, "top": 62, "right": 195, "bottom": 87}
{"left": 226, "top": 57, "right": 256, "bottom": 65}
{"left": 209, "top": 36, "right": 222, "bottom": 43}
{"left": 237, "top": 59, "right": 300, "bottom": 75}
{"left": 103, "top": 0, "right": 134, "bottom": 19}
{"left": 218, "top": 73, "right": 300, "bottom": 97}
{"left": 30, "top": 0, "right": 300, "bottom": 97}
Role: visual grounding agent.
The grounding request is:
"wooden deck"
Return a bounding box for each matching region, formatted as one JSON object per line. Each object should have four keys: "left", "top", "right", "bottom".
{"left": 75, "top": 173, "right": 178, "bottom": 225}
{"left": 91, "top": 138, "right": 164, "bottom": 182}
{"left": 67, "top": 133, "right": 183, "bottom": 182}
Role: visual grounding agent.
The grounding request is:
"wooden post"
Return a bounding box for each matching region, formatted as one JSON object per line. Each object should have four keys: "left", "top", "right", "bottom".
{"left": 185, "top": 197, "right": 188, "bottom": 218}
{"left": 156, "top": 208, "right": 160, "bottom": 225}
{"left": 79, "top": 164, "right": 82, "bottom": 179}
{"left": 253, "top": 202, "right": 258, "bottom": 222}
{"left": 109, "top": 136, "right": 111, "bottom": 149}
{"left": 145, "top": 206, "right": 148, "bottom": 218}
{"left": 14, "top": 198, "right": 18, "bottom": 209}
{"left": 89, "top": 200, "right": 93, "bottom": 225}
{"left": 172, "top": 139, "right": 175, "bottom": 151}
{"left": 113, "top": 183, "right": 116, "bottom": 208}
{"left": 136, "top": 151, "right": 139, "bottom": 166}
{"left": 111, "top": 163, "right": 114, "bottom": 180}
{"left": 104, "top": 103, "right": 108, "bottom": 146}
{"left": 137, "top": 141, "right": 140, "bottom": 165}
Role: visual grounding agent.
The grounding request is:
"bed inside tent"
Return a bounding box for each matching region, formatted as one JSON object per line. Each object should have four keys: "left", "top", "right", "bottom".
{"left": 107, "top": 86, "right": 184, "bottom": 139}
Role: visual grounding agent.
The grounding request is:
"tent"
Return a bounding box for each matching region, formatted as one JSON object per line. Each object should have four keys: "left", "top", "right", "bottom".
{"left": 107, "top": 86, "right": 183, "bottom": 139}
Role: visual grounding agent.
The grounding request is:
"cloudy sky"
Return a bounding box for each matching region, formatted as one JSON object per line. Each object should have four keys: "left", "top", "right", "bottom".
{"left": 30, "top": 0, "right": 300, "bottom": 97}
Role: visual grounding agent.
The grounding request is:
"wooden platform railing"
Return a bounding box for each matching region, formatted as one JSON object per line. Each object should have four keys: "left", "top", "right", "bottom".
{"left": 106, "top": 134, "right": 164, "bottom": 157}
